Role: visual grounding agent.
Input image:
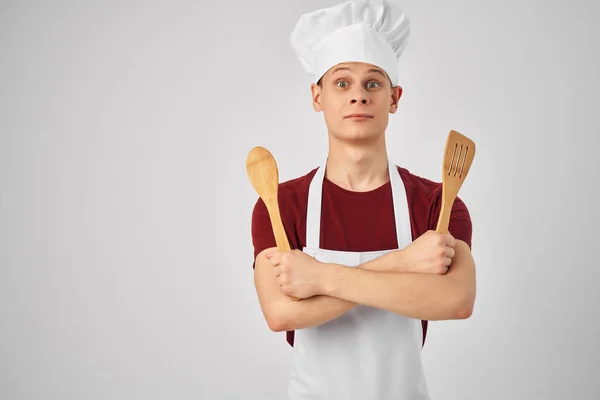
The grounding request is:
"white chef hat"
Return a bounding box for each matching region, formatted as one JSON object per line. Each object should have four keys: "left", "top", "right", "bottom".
{"left": 290, "top": 0, "right": 410, "bottom": 87}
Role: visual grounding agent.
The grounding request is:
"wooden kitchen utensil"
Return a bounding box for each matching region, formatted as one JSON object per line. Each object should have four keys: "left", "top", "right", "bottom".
{"left": 246, "top": 146, "right": 299, "bottom": 301}
{"left": 436, "top": 130, "right": 476, "bottom": 233}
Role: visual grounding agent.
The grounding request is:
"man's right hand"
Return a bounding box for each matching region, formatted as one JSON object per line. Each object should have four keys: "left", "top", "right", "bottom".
{"left": 399, "top": 230, "right": 457, "bottom": 275}
{"left": 359, "top": 230, "right": 458, "bottom": 275}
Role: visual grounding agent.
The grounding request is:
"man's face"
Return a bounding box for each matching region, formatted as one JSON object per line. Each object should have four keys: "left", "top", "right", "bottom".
{"left": 311, "top": 62, "right": 402, "bottom": 143}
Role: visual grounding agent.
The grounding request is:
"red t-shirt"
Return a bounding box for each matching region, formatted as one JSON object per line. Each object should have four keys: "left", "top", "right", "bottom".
{"left": 251, "top": 165, "right": 473, "bottom": 347}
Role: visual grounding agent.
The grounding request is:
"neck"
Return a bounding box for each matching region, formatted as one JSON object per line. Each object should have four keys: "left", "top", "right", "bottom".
{"left": 325, "top": 134, "right": 390, "bottom": 192}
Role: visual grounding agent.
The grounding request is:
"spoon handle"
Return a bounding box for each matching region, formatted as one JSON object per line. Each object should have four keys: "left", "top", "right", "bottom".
{"left": 265, "top": 197, "right": 291, "bottom": 251}
{"left": 264, "top": 197, "right": 300, "bottom": 301}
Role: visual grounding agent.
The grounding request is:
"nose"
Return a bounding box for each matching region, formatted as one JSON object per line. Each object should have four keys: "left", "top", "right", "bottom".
{"left": 350, "top": 88, "right": 370, "bottom": 105}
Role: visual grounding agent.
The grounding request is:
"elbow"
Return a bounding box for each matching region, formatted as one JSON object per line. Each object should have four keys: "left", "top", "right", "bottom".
{"left": 453, "top": 304, "right": 473, "bottom": 320}
{"left": 266, "top": 316, "right": 288, "bottom": 332}
{"left": 264, "top": 305, "right": 291, "bottom": 332}
{"left": 452, "top": 295, "right": 475, "bottom": 320}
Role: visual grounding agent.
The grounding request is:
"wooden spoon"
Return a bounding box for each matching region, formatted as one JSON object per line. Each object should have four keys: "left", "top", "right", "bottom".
{"left": 436, "top": 130, "right": 476, "bottom": 233}
{"left": 246, "top": 146, "right": 299, "bottom": 301}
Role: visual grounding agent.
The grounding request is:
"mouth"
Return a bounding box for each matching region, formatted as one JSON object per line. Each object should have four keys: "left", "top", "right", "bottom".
{"left": 345, "top": 114, "right": 373, "bottom": 119}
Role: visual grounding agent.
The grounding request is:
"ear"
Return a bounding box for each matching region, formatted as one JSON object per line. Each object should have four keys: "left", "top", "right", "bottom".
{"left": 311, "top": 83, "right": 323, "bottom": 112}
{"left": 389, "top": 85, "right": 403, "bottom": 114}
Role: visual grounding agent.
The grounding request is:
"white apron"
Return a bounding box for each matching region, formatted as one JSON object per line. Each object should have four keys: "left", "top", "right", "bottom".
{"left": 287, "top": 160, "right": 431, "bottom": 400}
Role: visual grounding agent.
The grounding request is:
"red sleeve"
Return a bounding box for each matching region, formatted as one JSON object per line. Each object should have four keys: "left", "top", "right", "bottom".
{"left": 429, "top": 193, "right": 473, "bottom": 249}
{"left": 251, "top": 198, "right": 277, "bottom": 269}
{"left": 447, "top": 196, "right": 472, "bottom": 249}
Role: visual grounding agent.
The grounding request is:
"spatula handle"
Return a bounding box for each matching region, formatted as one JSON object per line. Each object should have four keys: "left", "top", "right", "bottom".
{"left": 435, "top": 198, "right": 453, "bottom": 234}
{"left": 435, "top": 185, "right": 457, "bottom": 234}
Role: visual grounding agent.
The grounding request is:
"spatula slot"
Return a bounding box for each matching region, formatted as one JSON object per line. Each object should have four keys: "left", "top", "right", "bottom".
{"left": 448, "top": 143, "right": 458, "bottom": 177}
{"left": 448, "top": 142, "right": 469, "bottom": 179}
{"left": 459, "top": 146, "right": 469, "bottom": 179}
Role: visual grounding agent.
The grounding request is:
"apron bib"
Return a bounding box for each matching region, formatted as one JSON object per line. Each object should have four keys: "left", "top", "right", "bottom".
{"left": 287, "top": 160, "right": 431, "bottom": 400}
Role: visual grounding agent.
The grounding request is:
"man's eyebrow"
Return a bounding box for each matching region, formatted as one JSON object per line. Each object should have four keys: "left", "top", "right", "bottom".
{"left": 367, "top": 68, "right": 387, "bottom": 78}
{"left": 330, "top": 66, "right": 352, "bottom": 75}
{"left": 330, "top": 66, "right": 387, "bottom": 79}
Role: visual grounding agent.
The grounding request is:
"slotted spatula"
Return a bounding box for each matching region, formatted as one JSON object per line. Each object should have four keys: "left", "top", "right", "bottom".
{"left": 436, "top": 130, "right": 476, "bottom": 233}
{"left": 246, "top": 146, "right": 300, "bottom": 301}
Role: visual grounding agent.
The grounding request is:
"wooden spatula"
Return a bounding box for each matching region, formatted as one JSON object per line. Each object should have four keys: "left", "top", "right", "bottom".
{"left": 246, "top": 146, "right": 300, "bottom": 301}
{"left": 436, "top": 130, "right": 476, "bottom": 233}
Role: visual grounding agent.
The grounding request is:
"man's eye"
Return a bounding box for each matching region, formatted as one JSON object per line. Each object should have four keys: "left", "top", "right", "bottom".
{"left": 367, "top": 81, "right": 379, "bottom": 89}
{"left": 337, "top": 81, "right": 348, "bottom": 88}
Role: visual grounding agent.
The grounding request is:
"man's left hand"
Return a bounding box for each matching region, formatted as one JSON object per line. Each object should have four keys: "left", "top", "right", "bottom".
{"left": 265, "top": 249, "right": 326, "bottom": 299}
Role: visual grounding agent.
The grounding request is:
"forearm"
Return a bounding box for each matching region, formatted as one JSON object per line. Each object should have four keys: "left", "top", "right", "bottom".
{"left": 359, "top": 248, "right": 406, "bottom": 272}
{"left": 272, "top": 294, "right": 356, "bottom": 331}
{"left": 272, "top": 262, "right": 382, "bottom": 331}
{"left": 321, "top": 263, "right": 468, "bottom": 321}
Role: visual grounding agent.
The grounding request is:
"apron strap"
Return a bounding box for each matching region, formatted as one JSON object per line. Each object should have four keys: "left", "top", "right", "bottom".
{"left": 306, "top": 163, "right": 326, "bottom": 249}
{"left": 389, "top": 161, "right": 411, "bottom": 248}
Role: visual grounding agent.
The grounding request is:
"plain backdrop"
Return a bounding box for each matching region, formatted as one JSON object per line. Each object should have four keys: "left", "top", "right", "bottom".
{"left": 1, "top": 0, "right": 599, "bottom": 399}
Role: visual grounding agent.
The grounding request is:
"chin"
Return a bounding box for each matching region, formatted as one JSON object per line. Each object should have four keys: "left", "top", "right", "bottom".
{"left": 331, "top": 128, "right": 383, "bottom": 143}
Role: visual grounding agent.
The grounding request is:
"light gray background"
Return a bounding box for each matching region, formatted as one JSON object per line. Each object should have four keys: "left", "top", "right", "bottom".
{"left": 1, "top": 0, "right": 599, "bottom": 399}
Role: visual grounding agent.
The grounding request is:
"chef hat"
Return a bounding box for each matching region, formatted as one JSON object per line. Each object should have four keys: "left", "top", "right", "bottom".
{"left": 290, "top": 0, "right": 410, "bottom": 87}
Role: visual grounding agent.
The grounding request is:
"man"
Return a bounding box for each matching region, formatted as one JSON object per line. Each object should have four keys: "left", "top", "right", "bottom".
{"left": 250, "top": 0, "right": 476, "bottom": 398}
